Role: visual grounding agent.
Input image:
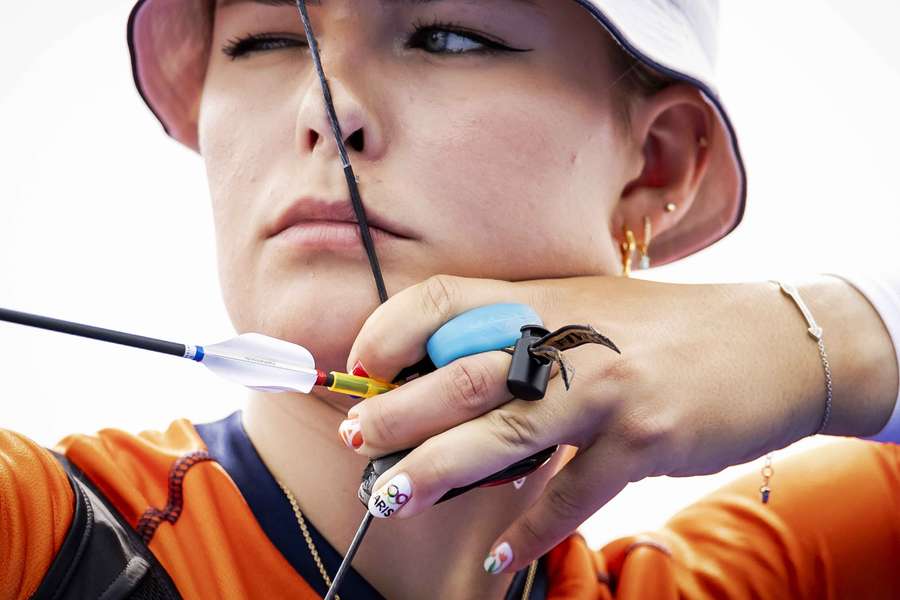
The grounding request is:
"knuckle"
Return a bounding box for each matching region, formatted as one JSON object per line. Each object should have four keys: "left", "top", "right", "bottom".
{"left": 442, "top": 360, "right": 497, "bottom": 414}
{"left": 582, "top": 355, "right": 643, "bottom": 418}
{"left": 417, "top": 442, "right": 458, "bottom": 491}
{"left": 597, "top": 353, "right": 640, "bottom": 388}
{"left": 420, "top": 275, "right": 457, "bottom": 322}
{"left": 615, "top": 409, "right": 673, "bottom": 460}
{"left": 544, "top": 484, "right": 583, "bottom": 523}
{"left": 365, "top": 404, "right": 401, "bottom": 449}
{"left": 488, "top": 409, "right": 539, "bottom": 451}
{"left": 518, "top": 513, "right": 545, "bottom": 546}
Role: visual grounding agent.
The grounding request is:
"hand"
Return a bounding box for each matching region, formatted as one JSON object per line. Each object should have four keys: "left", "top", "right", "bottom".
{"left": 342, "top": 274, "right": 897, "bottom": 573}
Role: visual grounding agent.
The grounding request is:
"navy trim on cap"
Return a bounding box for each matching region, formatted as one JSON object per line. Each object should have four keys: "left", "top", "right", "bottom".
{"left": 126, "top": 0, "right": 171, "bottom": 138}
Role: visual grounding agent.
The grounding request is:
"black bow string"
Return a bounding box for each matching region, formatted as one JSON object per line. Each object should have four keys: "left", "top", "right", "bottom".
{"left": 295, "top": 0, "right": 389, "bottom": 304}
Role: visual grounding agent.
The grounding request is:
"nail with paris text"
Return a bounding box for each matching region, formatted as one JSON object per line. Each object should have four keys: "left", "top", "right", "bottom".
{"left": 368, "top": 473, "right": 412, "bottom": 519}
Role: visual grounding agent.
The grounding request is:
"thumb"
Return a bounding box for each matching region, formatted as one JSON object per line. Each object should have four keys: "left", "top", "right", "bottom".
{"left": 482, "top": 442, "right": 632, "bottom": 575}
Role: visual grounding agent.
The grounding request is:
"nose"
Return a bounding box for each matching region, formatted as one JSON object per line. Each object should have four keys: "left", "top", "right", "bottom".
{"left": 295, "top": 70, "right": 384, "bottom": 160}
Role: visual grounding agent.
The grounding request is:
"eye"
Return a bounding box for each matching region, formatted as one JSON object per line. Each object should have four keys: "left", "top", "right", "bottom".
{"left": 407, "top": 21, "right": 530, "bottom": 55}
{"left": 222, "top": 33, "right": 305, "bottom": 60}
{"left": 416, "top": 29, "right": 484, "bottom": 54}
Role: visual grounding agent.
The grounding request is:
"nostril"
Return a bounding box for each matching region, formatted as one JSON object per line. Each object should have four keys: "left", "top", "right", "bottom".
{"left": 347, "top": 129, "right": 365, "bottom": 153}
{"left": 307, "top": 129, "right": 320, "bottom": 150}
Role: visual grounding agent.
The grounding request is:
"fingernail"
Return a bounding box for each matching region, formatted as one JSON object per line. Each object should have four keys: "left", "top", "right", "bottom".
{"left": 484, "top": 542, "right": 514, "bottom": 574}
{"left": 352, "top": 360, "right": 370, "bottom": 377}
{"left": 513, "top": 477, "right": 527, "bottom": 490}
{"left": 368, "top": 473, "right": 412, "bottom": 519}
{"left": 338, "top": 417, "right": 363, "bottom": 450}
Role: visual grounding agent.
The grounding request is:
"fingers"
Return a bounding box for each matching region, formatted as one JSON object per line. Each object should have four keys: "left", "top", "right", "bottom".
{"left": 343, "top": 351, "right": 513, "bottom": 454}
{"left": 484, "top": 441, "right": 633, "bottom": 574}
{"left": 346, "top": 275, "right": 552, "bottom": 380}
{"left": 364, "top": 395, "right": 565, "bottom": 520}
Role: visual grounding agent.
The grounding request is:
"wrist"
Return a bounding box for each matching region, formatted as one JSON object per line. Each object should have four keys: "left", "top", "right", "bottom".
{"left": 798, "top": 275, "right": 898, "bottom": 437}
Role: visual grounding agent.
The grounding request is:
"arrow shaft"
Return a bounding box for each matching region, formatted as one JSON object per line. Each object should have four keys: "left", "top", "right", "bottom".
{"left": 0, "top": 307, "right": 188, "bottom": 357}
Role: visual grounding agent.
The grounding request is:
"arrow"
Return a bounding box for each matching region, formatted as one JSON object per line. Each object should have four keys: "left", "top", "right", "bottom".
{"left": 0, "top": 307, "right": 395, "bottom": 398}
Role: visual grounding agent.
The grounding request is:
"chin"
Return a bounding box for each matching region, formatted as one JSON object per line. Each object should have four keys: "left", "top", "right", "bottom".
{"left": 221, "top": 275, "right": 381, "bottom": 372}
{"left": 221, "top": 255, "right": 437, "bottom": 370}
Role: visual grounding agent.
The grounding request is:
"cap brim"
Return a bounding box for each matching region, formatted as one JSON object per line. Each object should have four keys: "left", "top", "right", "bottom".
{"left": 128, "top": 0, "right": 213, "bottom": 151}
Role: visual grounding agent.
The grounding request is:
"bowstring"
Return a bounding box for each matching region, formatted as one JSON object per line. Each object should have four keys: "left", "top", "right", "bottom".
{"left": 291, "top": 5, "right": 641, "bottom": 598}
{"left": 293, "top": 1, "right": 642, "bottom": 308}
{"left": 293, "top": 1, "right": 640, "bottom": 309}
{"left": 295, "top": 0, "right": 389, "bottom": 304}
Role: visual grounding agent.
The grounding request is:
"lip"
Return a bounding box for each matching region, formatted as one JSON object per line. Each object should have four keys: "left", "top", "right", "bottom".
{"left": 266, "top": 198, "right": 416, "bottom": 242}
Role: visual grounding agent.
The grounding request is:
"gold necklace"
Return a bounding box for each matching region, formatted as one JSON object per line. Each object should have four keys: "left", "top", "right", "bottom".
{"left": 277, "top": 481, "right": 538, "bottom": 599}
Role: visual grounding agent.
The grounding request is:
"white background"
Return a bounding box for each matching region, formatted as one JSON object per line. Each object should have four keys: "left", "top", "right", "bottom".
{"left": 1, "top": 2, "right": 898, "bottom": 547}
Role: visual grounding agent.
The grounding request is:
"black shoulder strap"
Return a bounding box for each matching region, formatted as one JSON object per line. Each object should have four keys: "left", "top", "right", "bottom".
{"left": 30, "top": 453, "right": 182, "bottom": 600}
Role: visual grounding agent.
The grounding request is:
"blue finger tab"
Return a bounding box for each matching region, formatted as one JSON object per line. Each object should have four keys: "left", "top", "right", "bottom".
{"left": 425, "top": 303, "right": 543, "bottom": 368}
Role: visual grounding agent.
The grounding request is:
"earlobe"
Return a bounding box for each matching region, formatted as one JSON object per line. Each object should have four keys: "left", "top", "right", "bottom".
{"left": 613, "top": 84, "right": 714, "bottom": 255}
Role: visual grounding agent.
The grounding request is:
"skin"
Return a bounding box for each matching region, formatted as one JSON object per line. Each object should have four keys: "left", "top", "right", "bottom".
{"left": 198, "top": 0, "right": 899, "bottom": 597}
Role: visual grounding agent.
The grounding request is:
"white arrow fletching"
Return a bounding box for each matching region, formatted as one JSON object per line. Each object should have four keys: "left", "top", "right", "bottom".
{"left": 201, "top": 333, "right": 318, "bottom": 393}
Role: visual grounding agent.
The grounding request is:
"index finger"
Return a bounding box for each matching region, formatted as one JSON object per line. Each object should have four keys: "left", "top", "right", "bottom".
{"left": 346, "top": 274, "right": 552, "bottom": 380}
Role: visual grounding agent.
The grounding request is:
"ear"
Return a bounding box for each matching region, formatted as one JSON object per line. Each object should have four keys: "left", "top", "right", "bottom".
{"left": 613, "top": 83, "right": 714, "bottom": 251}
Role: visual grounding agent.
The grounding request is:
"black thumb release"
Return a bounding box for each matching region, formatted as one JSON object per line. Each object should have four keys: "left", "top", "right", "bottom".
{"left": 506, "top": 324, "right": 552, "bottom": 401}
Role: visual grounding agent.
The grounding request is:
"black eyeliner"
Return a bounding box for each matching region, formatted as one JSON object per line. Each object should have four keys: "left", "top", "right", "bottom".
{"left": 408, "top": 18, "right": 533, "bottom": 54}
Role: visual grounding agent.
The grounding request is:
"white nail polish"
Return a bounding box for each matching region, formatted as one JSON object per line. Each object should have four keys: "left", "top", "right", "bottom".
{"left": 513, "top": 477, "right": 527, "bottom": 490}
{"left": 484, "top": 542, "right": 514, "bottom": 574}
{"left": 338, "top": 417, "right": 363, "bottom": 450}
{"left": 368, "top": 473, "right": 412, "bottom": 519}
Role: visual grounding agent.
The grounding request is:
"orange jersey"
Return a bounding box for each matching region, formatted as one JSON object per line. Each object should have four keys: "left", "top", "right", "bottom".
{"left": 2, "top": 412, "right": 900, "bottom": 599}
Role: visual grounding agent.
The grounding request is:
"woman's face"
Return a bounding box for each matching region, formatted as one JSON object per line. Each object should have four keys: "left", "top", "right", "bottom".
{"left": 200, "top": 0, "right": 635, "bottom": 370}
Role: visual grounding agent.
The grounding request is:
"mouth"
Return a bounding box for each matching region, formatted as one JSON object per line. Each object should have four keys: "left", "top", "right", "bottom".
{"left": 266, "top": 198, "right": 417, "bottom": 243}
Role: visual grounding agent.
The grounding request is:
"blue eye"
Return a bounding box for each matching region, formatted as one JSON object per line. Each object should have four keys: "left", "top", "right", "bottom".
{"left": 222, "top": 33, "right": 305, "bottom": 60}
{"left": 414, "top": 29, "right": 489, "bottom": 54}
{"left": 408, "top": 22, "right": 529, "bottom": 55}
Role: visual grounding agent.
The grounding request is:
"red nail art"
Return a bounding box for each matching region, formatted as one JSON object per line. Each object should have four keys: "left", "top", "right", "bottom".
{"left": 339, "top": 418, "right": 363, "bottom": 450}
{"left": 352, "top": 360, "right": 370, "bottom": 377}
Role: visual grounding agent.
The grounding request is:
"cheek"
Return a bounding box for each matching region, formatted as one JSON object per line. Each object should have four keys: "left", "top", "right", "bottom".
{"left": 199, "top": 85, "right": 279, "bottom": 329}
{"left": 399, "top": 88, "right": 620, "bottom": 278}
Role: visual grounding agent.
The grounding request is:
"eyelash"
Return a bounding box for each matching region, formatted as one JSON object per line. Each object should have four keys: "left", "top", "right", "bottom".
{"left": 221, "top": 20, "right": 526, "bottom": 60}
{"left": 405, "top": 18, "right": 525, "bottom": 55}
{"left": 222, "top": 32, "right": 301, "bottom": 59}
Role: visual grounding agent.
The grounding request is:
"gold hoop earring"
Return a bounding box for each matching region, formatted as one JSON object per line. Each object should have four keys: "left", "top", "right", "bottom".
{"left": 620, "top": 225, "right": 636, "bottom": 277}
{"left": 638, "top": 216, "right": 652, "bottom": 270}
